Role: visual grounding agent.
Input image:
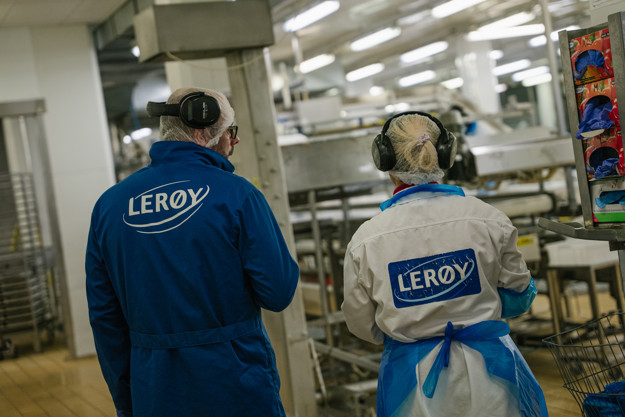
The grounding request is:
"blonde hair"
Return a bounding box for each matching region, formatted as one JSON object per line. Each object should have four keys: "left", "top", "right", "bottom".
{"left": 387, "top": 113, "right": 445, "bottom": 185}
{"left": 159, "top": 87, "right": 235, "bottom": 148}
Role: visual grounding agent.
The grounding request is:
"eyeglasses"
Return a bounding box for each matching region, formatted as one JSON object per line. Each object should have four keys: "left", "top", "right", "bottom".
{"left": 227, "top": 125, "right": 238, "bottom": 139}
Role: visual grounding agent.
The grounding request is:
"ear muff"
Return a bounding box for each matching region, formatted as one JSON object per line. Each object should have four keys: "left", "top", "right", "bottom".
{"left": 436, "top": 129, "right": 457, "bottom": 170}
{"left": 372, "top": 132, "right": 397, "bottom": 171}
{"left": 372, "top": 111, "right": 457, "bottom": 171}
{"left": 146, "top": 92, "right": 221, "bottom": 129}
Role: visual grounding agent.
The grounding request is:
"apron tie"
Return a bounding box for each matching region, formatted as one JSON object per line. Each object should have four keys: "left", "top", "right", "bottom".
{"left": 423, "top": 321, "right": 455, "bottom": 397}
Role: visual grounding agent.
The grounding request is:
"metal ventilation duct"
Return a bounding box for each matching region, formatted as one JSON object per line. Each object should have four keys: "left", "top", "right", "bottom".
{"left": 133, "top": 0, "right": 274, "bottom": 63}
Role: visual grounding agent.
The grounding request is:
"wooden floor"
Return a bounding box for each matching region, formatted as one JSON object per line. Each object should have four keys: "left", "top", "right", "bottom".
{"left": 0, "top": 293, "right": 618, "bottom": 417}
{"left": 0, "top": 344, "right": 115, "bottom": 416}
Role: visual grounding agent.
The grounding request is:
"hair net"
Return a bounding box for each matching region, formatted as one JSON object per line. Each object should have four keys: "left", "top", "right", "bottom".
{"left": 387, "top": 114, "right": 445, "bottom": 185}
{"left": 159, "top": 87, "right": 235, "bottom": 148}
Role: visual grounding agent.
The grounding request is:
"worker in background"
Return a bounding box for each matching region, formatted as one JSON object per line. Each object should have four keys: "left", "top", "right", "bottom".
{"left": 86, "top": 87, "right": 299, "bottom": 417}
{"left": 342, "top": 111, "right": 548, "bottom": 417}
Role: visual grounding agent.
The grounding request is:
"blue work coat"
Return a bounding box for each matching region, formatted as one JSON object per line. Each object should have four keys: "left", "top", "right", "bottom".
{"left": 86, "top": 141, "right": 299, "bottom": 417}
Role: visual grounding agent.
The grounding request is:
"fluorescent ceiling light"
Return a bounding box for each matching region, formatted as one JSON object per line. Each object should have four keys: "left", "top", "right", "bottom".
{"left": 350, "top": 27, "right": 401, "bottom": 51}
{"left": 385, "top": 102, "right": 411, "bottom": 112}
{"left": 489, "top": 50, "right": 504, "bottom": 60}
{"left": 397, "top": 10, "right": 429, "bottom": 26}
{"left": 522, "top": 73, "right": 552, "bottom": 87}
{"left": 384, "top": 102, "right": 410, "bottom": 113}
{"left": 271, "top": 74, "right": 285, "bottom": 92}
{"left": 512, "top": 65, "right": 550, "bottom": 82}
{"left": 130, "top": 128, "right": 152, "bottom": 140}
{"left": 399, "top": 70, "right": 436, "bottom": 87}
{"left": 369, "top": 86, "right": 385, "bottom": 96}
{"left": 468, "top": 24, "right": 545, "bottom": 41}
{"left": 395, "top": 102, "right": 410, "bottom": 111}
{"left": 493, "top": 59, "right": 531, "bottom": 76}
{"left": 131, "top": 46, "right": 140, "bottom": 58}
{"left": 529, "top": 35, "right": 548, "bottom": 47}
{"left": 529, "top": 25, "right": 581, "bottom": 47}
{"left": 346, "top": 63, "right": 384, "bottom": 82}
{"left": 495, "top": 83, "right": 508, "bottom": 93}
{"left": 441, "top": 77, "right": 464, "bottom": 89}
{"left": 432, "top": 0, "right": 488, "bottom": 18}
{"left": 400, "top": 41, "right": 448, "bottom": 64}
{"left": 283, "top": 1, "right": 340, "bottom": 32}
{"left": 123, "top": 135, "right": 132, "bottom": 144}
{"left": 299, "top": 54, "right": 335, "bottom": 73}
{"left": 477, "top": 12, "right": 535, "bottom": 32}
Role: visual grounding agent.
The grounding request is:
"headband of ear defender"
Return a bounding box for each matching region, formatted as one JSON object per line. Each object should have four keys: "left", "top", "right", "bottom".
{"left": 372, "top": 110, "right": 457, "bottom": 172}
{"left": 146, "top": 92, "right": 221, "bottom": 129}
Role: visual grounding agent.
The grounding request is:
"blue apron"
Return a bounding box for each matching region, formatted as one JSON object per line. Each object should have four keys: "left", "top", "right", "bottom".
{"left": 377, "top": 321, "right": 549, "bottom": 417}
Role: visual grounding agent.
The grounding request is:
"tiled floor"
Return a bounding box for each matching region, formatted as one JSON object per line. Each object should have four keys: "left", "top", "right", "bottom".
{"left": 0, "top": 292, "right": 619, "bottom": 416}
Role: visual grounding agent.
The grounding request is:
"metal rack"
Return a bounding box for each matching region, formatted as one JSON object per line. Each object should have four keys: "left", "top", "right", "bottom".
{"left": 540, "top": 12, "right": 625, "bottom": 324}
{"left": 540, "top": 11, "right": 625, "bottom": 259}
{"left": 0, "top": 173, "right": 54, "bottom": 353}
{"left": 539, "top": 10, "right": 625, "bottom": 415}
{"left": 555, "top": 12, "right": 625, "bottom": 228}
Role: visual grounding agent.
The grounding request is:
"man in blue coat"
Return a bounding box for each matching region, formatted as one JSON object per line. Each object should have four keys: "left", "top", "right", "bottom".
{"left": 86, "top": 87, "right": 300, "bottom": 417}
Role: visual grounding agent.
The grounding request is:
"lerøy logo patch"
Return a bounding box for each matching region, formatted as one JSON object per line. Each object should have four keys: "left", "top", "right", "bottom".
{"left": 389, "top": 249, "right": 481, "bottom": 308}
{"left": 123, "top": 180, "right": 209, "bottom": 234}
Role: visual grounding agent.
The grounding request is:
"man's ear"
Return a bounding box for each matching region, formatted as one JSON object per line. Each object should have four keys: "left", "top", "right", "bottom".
{"left": 190, "top": 129, "right": 208, "bottom": 146}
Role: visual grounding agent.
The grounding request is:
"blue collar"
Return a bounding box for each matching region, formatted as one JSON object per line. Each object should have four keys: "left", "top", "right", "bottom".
{"left": 149, "top": 141, "right": 235, "bottom": 173}
{"left": 380, "top": 183, "right": 465, "bottom": 211}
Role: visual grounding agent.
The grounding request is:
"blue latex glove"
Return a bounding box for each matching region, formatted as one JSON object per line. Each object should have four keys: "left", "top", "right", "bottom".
{"left": 117, "top": 411, "right": 132, "bottom": 417}
{"left": 498, "top": 278, "right": 537, "bottom": 318}
{"left": 576, "top": 95, "right": 614, "bottom": 139}
{"left": 595, "top": 190, "right": 625, "bottom": 209}
{"left": 574, "top": 49, "right": 605, "bottom": 80}
{"left": 605, "top": 380, "right": 625, "bottom": 394}
{"left": 593, "top": 158, "right": 620, "bottom": 179}
{"left": 583, "top": 380, "right": 625, "bottom": 416}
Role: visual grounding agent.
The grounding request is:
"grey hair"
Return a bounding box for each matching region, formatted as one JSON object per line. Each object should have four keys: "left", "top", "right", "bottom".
{"left": 159, "top": 87, "right": 235, "bottom": 148}
{"left": 387, "top": 113, "right": 445, "bottom": 185}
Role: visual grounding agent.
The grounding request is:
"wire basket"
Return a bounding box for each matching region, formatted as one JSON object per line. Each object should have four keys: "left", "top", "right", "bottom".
{"left": 544, "top": 312, "right": 625, "bottom": 417}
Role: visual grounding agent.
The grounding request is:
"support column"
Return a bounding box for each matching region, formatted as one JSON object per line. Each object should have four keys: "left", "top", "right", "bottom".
{"left": 226, "top": 48, "right": 318, "bottom": 417}
{"left": 164, "top": 58, "right": 231, "bottom": 94}
{"left": 539, "top": 0, "right": 567, "bottom": 136}
{"left": 536, "top": 82, "right": 558, "bottom": 132}
{"left": 455, "top": 38, "right": 501, "bottom": 114}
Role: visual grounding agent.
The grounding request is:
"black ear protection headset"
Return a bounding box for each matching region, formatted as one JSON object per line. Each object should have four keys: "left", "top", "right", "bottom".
{"left": 372, "top": 111, "right": 457, "bottom": 172}
{"left": 146, "top": 92, "right": 221, "bottom": 129}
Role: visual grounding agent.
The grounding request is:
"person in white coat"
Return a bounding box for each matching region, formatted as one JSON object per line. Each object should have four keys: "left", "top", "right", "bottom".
{"left": 342, "top": 111, "right": 548, "bottom": 417}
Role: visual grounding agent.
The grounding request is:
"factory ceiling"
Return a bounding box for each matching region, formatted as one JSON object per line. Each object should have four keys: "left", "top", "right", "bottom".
{"left": 0, "top": 0, "right": 593, "bottom": 134}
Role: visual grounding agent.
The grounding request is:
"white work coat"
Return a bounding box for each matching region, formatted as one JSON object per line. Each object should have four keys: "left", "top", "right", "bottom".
{"left": 342, "top": 184, "right": 547, "bottom": 417}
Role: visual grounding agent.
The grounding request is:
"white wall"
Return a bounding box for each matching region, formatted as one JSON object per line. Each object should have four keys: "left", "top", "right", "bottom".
{"left": 0, "top": 25, "right": 115, "bottom": 358}
{"left": 0, "top": 28, "right": 41, "bottom": 100}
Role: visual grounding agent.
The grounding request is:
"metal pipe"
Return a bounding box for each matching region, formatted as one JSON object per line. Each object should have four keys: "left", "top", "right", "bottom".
{"left": 309, "top": 190, "right": 333, "bottom": 344}
{"left": 291, "top": 34, "right": 309, "bottom": 100}
{"left": 313, "top": 341, "right": 380, "bottom": 373}
{"left": 539, "top": 0, "right": 568, "bottom": 137}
